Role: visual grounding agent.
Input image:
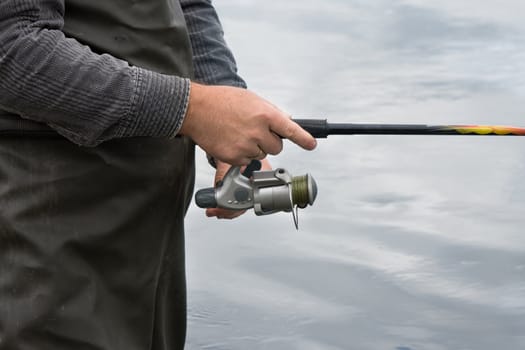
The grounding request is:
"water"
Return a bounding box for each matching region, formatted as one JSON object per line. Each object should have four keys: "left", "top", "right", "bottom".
{"left": 185, "top": 1, "right": 525, "bottom": 349}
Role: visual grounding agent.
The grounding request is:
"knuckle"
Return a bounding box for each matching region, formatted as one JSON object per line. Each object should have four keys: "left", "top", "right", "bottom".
{"left": 276, "top": 141, "right": 284, "bottom": 153}
{"left": 268, "top": 140, "right": 283, "bottom": 155}
{"left": 283, "top": 122, "right": 297, "bottom": 139}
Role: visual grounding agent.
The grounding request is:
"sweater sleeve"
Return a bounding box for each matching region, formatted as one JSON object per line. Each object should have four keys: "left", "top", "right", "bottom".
{"left": 0, "top": 0, "right": 190, "bottom": 146}
{"left": 180, "top": 0, "right": 247, "bottom": 88}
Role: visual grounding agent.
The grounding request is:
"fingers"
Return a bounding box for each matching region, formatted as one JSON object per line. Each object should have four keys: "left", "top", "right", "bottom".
{"left": 251, "top": 145, "right": 267, "bottom": 160}
{"left": 213, "top": 161, "right": 230, "bottom": 185}
{"left": 257, "top": 131, "right": 282, "bottom": 156}
{"left": 206, "top": 207, "right": 246, "bottom": 219}
{"left": 181, "top": 83, "right": 316, "bottom": 165}
{"left": 234, "top": 145, "right": 267, "bottom": 165}
{"left": 269, "top": 116, "right": 317, "bottom": 151}
{"left": 259, "top": 157, "right": 272, "bottom": 171}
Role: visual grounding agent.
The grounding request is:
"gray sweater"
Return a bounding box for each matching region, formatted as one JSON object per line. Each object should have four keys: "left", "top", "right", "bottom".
{"left": 0, "top": 0, "right": 246, "bottom": 146}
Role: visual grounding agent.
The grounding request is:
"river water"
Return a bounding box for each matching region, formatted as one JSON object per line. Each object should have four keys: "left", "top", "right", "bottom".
{"left": 185, "top": 1, "right": 525, "bottom": 349}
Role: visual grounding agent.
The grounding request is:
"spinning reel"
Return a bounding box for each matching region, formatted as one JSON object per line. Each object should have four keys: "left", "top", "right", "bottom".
{"left": 195, "top": 160, "right": 317, "bottom": 229}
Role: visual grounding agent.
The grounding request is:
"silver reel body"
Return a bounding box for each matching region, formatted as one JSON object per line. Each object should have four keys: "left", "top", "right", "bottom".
{"left": 195, "top": 160, "right": 317, "bottom": 228}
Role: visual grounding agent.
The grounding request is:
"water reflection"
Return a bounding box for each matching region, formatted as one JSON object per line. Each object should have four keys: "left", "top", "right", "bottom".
{"left": 186, "top": 1, "right": 525, "bottom": 349}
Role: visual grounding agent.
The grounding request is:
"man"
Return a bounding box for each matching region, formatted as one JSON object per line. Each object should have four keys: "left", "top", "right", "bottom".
{"left": 0, "top": 0, "right": 316, "bottom": 349}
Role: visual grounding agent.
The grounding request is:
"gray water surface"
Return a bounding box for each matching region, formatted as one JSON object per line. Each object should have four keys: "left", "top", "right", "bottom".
{"left": 185, "top": 1, "right": 525, "bottom": 349}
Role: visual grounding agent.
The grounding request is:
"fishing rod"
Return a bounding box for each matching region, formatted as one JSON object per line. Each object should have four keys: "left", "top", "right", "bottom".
{"left": 195, "top": 119, "right": 525, "bottom": 228}
{"left": 294, "top": 119, "right": 525, "bottom": 137}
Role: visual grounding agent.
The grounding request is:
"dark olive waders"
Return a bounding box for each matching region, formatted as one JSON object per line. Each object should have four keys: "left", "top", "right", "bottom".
{"left": 0, "top": 1, "right": 195, "bottom": 349}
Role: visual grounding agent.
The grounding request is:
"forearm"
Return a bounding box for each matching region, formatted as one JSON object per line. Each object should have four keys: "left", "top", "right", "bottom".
{"left": 0, "top": 0, "right": 190, "bottom": 147}
{"left": 180, "top": 0, "right": 247, "bottom": 88}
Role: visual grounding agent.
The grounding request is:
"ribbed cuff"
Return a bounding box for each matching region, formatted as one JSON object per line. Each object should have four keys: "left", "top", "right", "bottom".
{"left": 227, "top": 79, "right": 247, "bottom": 89}
{"left": 123, "top": 66, "right": 191, "bottom": 139}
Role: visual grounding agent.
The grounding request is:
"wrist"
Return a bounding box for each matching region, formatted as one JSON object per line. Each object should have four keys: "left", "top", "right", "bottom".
{"left": 179, "top": 81, "right": 206, "bottom": 137}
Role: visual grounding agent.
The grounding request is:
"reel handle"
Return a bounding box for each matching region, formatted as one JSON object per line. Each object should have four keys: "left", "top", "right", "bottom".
{"left": 195, "top": 188, "right": 217, "bottom": 208}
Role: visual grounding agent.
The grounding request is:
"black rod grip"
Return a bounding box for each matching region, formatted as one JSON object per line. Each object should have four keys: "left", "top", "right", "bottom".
{"left": 293, "top": 119, "right": 329, "bottom": 138}
{"left": 195, "top": 188, "right": 217, "bottom": 208}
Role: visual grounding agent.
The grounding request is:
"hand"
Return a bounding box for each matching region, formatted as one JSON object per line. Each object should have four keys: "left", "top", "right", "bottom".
{"left": 205, "top": 158, "right": 272, "bottom": 220}
{"left": 179, "top": 83, "right": 317, "bottom": 165}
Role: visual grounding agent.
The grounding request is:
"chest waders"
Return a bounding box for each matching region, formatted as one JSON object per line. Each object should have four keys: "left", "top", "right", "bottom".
{"left": 0, "top": 1, "right": 195, "bottom": 349}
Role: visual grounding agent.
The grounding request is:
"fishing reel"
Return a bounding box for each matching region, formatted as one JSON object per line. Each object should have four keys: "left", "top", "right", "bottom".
{"left": 195, "top": 160, "right": 317, "bottom": 229}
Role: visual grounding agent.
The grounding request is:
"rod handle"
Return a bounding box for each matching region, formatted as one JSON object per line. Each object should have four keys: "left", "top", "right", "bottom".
{"left": 293, "top": 119, "right": 329, "bottom": 138}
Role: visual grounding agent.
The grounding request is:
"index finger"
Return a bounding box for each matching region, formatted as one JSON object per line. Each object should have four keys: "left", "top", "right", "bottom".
{"left": 270, "top": 116, "right": 317, "bottom": 150}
